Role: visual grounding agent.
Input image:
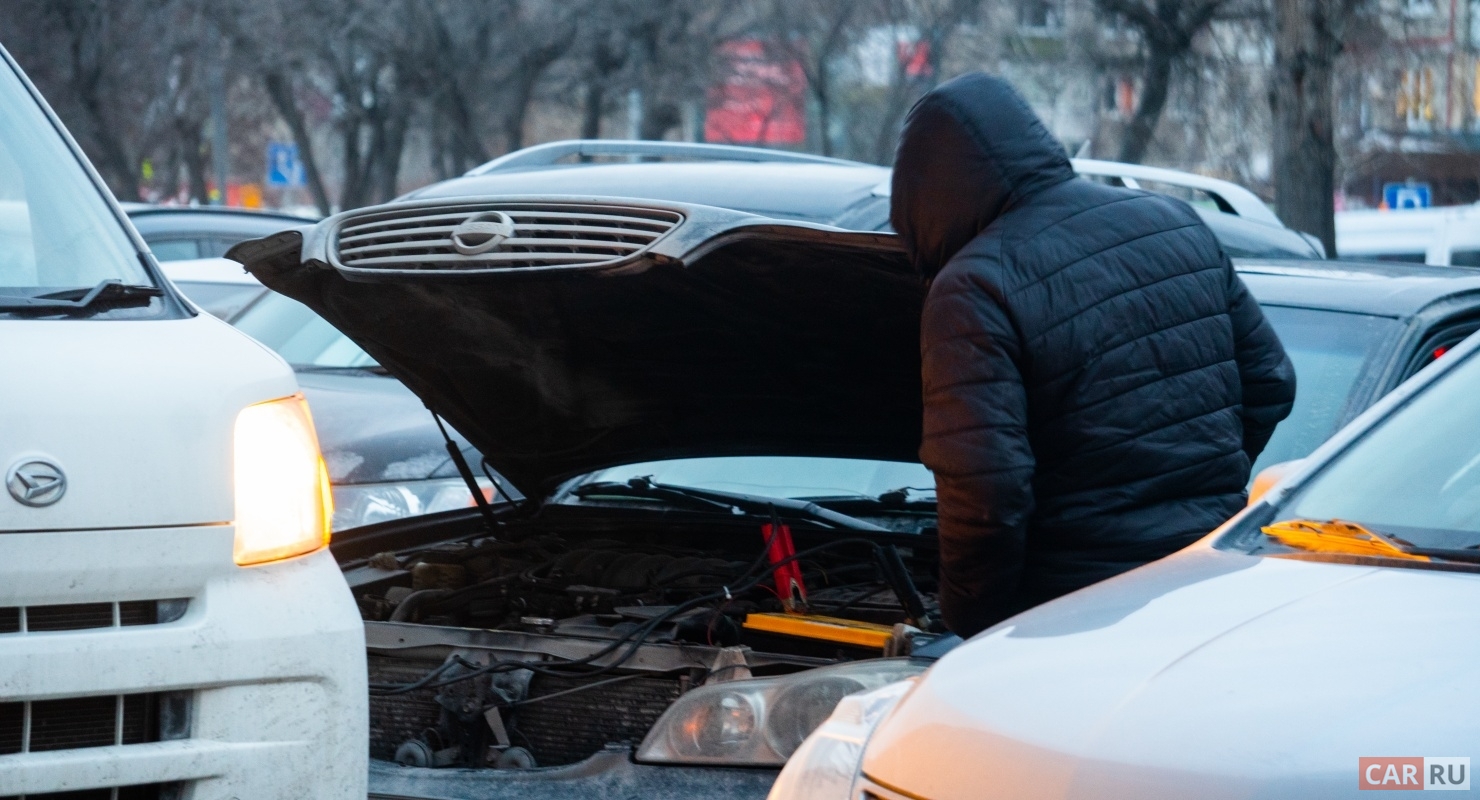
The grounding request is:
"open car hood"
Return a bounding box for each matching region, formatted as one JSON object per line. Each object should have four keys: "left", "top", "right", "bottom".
{"left": 228, "top": 196, "right": 923, "bottom": 497}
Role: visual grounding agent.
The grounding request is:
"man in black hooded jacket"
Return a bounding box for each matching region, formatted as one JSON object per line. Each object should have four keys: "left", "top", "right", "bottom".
{"left": 893, "top": 73, "right": 1296, "bottom": 638}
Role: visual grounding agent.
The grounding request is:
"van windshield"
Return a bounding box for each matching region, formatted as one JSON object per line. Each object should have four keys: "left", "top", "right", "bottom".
{"left": 0, "top": 60, "right": 146, "bottom": 296}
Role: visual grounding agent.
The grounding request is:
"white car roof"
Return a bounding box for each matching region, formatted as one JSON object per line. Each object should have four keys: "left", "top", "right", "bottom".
{"left": 870, "top": 158, "right": 1284, "bottom": 229}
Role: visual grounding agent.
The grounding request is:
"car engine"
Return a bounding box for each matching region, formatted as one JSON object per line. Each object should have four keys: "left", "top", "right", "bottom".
{"left": 341, "top": 506, "right": 939, "bottom": 770}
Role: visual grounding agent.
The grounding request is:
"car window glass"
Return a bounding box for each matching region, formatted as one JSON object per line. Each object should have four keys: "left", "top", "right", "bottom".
{"left": 147, "top": 238, "right": 203, "bottom": 262}
{"left": 1367, "top": 252, "right": 1428, "bottom": 264}
{"left": 0, "top": 65, "right": 145, "bottom": 291}
{"left": 1451, "top": 250, "right": 1480, "bottom": 268}
{"left": 205, "top": 237, "right": 242, "bottom": 257}
{"left": 1406, "top": 324, "right": 1479, "bottom": 377}
{"left": 580, "top": 456, "right": 934, "bottom": 500}
{"left": 232, "top": 290, "right": 378, "bottom": 368}
{"left": 1252, "top": 306, "right": 1400, "bottom": 475}
{"left": 1281, "top": 350, "right": 1480, "bottom": 546}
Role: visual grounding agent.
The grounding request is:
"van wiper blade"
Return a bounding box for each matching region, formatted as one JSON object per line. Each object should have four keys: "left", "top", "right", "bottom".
{"left": 1263, "top": 519, "right": 1480, "bottom": 564}
{"left": 571, "top": 476, "right": 888, "bottom": 531}
{"left": 0, "top": 280, "right": 163, "bottom": 314}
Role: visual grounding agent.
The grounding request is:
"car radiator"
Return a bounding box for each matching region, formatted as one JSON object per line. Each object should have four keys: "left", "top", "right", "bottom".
{"left": 368, "top": 655, "right": 682, "bottom": 767}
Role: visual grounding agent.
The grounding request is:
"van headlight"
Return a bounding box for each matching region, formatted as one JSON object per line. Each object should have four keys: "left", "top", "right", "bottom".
{"left": 635, "top": 659, "right": 924, "bottom": 767}
{"left": 766, "top": 677, "right": 917, "bottom": 800}
{"left": 330, "top": 477, "right": 492, "bottom": 531}
{"left": 232, "top": 394, "right": 332, "bottom": 565}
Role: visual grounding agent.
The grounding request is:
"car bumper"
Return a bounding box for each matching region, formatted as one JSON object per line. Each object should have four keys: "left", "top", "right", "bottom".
{"left": 367, "top": 748, "right": 779, "bottom": 800}
{"left": 0, "top": 527, "right": 367, "bottom": 799}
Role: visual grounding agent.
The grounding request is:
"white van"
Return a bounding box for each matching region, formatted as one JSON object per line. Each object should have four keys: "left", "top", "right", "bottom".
{"left": 1336, "top": 204, "right": 1480, "bottom": 266}
{"left": 0, "top": 46, "right": 365, "bottom": 800}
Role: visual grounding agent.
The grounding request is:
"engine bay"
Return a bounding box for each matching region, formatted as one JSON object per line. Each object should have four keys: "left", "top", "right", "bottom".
{"left": 340, "top": 501, "right": 940, "bottom": 770}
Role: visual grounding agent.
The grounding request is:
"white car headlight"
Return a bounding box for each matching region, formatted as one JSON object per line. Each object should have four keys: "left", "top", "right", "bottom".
{"left": 232, "top": 394, "right": 333, "bottom": 566}
{"left": 635, "top": 658, "right": 924, "bottom": 767}
{"left": 766, "top": 677, "right": 917, "bottom": 800}
{"left": 330, "top": 477, "right": 492, "bottom": 531}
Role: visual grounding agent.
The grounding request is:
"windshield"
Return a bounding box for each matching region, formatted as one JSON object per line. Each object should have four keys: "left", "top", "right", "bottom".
{"left": 0, "top": 62, "right": 146, "bottom": 295}
{"left": 232, "top": 290, "right": 378, "bottom": 368}
{"left": 575, "top": 456, "right": 934, "bottom": 500}
{"left": 1252, "top": 306, "right": 1400, "bottom": 475}
{"left": 1267, "top": 345, "right": 1480, "bottom": 550}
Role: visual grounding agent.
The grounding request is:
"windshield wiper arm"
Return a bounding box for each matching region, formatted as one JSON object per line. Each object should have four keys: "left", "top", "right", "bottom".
{"left": 571, "top": 476, "right": 888, "bottom": 531}
{"left": 1263, "top": 519, "right": 1480, "bottom": 564}
{"left": 0, "top": 279, "right": 163, "bottom": 313}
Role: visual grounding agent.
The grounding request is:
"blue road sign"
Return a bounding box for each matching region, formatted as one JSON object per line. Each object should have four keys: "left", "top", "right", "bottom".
{"left": 1383, "top": 181, "right": 1432, "bottom": 210}
{"left": 266, "top": 142, "right": 305, "bottom": 187}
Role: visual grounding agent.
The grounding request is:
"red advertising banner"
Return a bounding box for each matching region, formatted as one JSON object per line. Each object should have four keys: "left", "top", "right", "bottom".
{"left": 705, "top": 40, "right": 806, "bottom": 145}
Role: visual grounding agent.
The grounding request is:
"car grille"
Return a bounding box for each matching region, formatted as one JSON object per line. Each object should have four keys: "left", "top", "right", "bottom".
{"left": 513, "top": 672, "right": 681, "bottom": 766}
{"left": 0, "top": 692, "right": 191, "bottom": 756}
{"left": 333, "top": 202, "right": 683, "bottom": 273}
{"left": 0, "top": 600, "right": 188, "bottom": 634}
{"left": 367, "top": 655, "right": 681, "bottom": 767}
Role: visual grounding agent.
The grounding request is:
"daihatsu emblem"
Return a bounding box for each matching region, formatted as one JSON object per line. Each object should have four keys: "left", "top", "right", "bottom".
{"left": 450, "top": 211, "right": 516, "bottom": 255}
{"left": 7, "top": 458, "right": 66, "bottom": 507}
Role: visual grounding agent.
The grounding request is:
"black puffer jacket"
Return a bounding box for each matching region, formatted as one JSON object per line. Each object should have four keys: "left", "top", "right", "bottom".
{"left": 894, "top": 74, "right": 1296, "bottom": 637}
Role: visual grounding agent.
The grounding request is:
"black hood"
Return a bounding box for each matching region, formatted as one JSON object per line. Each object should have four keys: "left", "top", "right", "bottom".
{"left": 230, "top": 199, "right": 924, "bottom": 498}
{"left": 890, "top": 72, "right": 1075, "bottom": 279}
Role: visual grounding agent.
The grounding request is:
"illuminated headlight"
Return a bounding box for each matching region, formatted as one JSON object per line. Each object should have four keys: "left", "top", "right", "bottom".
{"left": 635, "top": 659, "right": 924, "bottom": 767}
{"left": 232, "top": 394, "right": 333, "bottom": 566}
{"left": 767, "top": 677, "right": 917, "bottom": 800}
{"left": 330, "top": 477, "right": 492, "bottom": 531}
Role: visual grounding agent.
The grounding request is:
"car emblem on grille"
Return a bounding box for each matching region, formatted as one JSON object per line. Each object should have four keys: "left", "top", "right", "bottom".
{"left": 6, "top": 458, "right": 66, "bottom": 507}
{"left": 450, "top": 211, "right": 516, "bottom": 256}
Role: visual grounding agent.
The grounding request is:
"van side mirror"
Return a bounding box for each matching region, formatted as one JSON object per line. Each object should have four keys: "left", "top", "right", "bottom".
{"left": 1248, "top": 460, "right": 1304, "bottom": 506}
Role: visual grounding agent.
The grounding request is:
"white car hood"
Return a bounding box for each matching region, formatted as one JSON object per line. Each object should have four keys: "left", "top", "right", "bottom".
{"left": 863, "top": 546, "right": 1480, "bottom": 800}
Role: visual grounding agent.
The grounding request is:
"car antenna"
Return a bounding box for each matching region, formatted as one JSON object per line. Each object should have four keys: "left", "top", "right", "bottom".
{"left": 426, "top": 406, "right": 499, "bottom": 533}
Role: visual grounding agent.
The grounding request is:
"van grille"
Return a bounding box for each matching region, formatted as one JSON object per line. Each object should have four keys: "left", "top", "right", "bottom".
{"left": 0, "top": 600, "right": 188, "bottom": 634}
{"left": 0, "top": 692, "right": 190, "bottom": 756}
{"left": 333, "top": 202, "right": 683, "bottom": 273}
{"left": 0, "top": 784, "right": 178, "bottom": 799}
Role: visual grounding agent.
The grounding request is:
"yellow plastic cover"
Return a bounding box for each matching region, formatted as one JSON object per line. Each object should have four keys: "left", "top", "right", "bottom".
{"left": 742, "top": 612, "right": 894, "bottom": 649}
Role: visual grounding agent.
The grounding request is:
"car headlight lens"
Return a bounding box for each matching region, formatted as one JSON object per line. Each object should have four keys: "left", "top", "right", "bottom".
{"left": 636, "top": 658, "right": 924, "bottom": 766}
{"left": 330, "top": 477, "right": 492, "bottom": 531}
{"left": 767, "top": 677, "right": 917, "bottom": 800}
{"left": 233, "top": 394, "right": 332, "bottom": 566}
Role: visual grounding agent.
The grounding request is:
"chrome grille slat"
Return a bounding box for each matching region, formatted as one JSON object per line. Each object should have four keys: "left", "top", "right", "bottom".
{"left": 339, "top": 237, "right": 646, "bottom": 258}
{"left": 345, "top": 252, "right": 633, "bottom": 267}
{"left": 333, "top": 202, "right": 683, "bottom": 273}
{"left": 339, "top": 222, "right": 665, "bottom": 246}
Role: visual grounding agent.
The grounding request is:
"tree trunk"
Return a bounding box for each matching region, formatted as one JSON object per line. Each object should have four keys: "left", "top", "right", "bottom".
{"left": 582, "top": 83, "right": 605, "bottom": 140}
{"left": 178, "top": 119, "right": 209, "bottom": 204}
{"left": 1271, "top": 0, "right": 1342, "bottom": 255}
{"left": 1118, "top": 46, "right": 1173, "bottom": 164}
{"left": 263, "top": 70, "right": 332, "bottom": 216}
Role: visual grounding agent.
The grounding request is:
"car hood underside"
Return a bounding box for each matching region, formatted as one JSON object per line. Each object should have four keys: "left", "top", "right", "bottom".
{"left": 231, "top": 199, "right": 924, "bottom": 496}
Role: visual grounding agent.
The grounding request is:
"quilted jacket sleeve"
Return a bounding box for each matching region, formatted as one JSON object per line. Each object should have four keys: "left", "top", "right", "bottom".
{"left": 920, "top": 268, "right": 1036, "bottom": 638}
{"left": 1225, "top": 256, "right": 1296, "bottom": 462}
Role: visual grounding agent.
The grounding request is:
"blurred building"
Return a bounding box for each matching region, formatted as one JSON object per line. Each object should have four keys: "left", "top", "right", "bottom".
{"left": 1341, "top": 0, "right": 1480, "bottom": 207}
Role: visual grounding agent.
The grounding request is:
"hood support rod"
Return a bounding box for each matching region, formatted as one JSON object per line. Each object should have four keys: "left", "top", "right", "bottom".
{"left": 428, "top": 406, "right": 499, "bottom": 533}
